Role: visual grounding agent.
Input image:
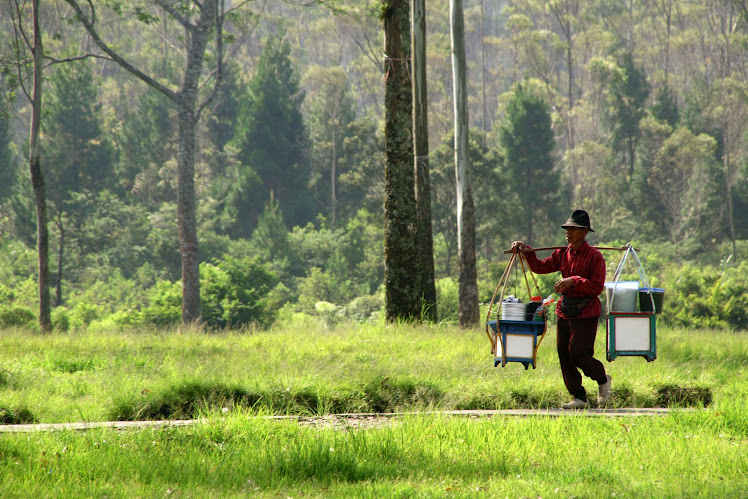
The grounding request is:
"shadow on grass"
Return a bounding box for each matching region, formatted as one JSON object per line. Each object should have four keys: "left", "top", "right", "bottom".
{"left": 0, "top": 405, "right": 35, "bottom": 424}
{"left": 105, "top": 379, "right": 713, "bottom": 421}
{"left": 108, "top": 378, "right": 446, "bottom": 421}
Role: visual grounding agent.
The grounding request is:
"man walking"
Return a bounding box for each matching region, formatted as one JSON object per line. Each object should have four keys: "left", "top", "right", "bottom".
{"left": 511, "top": 210, "right": 612, "bottom": 408}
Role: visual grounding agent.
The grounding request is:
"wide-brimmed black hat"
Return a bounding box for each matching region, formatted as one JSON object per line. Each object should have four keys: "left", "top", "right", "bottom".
{"left": 561, "top": 209, "right": 594, "bottom": 232}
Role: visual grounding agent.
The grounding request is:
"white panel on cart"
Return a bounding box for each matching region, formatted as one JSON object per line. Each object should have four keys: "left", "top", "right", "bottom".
{"left": 614, "top": 316, "right": 651, "bottom": 351}
{"left": 504, "top": 334, "right": 535, "bottom": 358}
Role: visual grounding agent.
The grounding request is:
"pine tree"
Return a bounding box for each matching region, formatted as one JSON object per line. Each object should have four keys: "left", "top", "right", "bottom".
{"left": 598, "top": 53, "right": 651, "bottom": 176}
{"left": 382, "top": 0, "right": 421, "bottom": 322}
{"left": 231, "top": 35, "right": 312, "bottom": 237}
{"left": 44, "top": 61, "right": 114, "bottom": 202}
{"left": 43, "top": 60, "right": 114, "bottom": 304}
{"left": 498, "top": 82, "right": 561, "bottom": 243}
{"left": 117, "top": 88, "right": 176, "bottom": 201}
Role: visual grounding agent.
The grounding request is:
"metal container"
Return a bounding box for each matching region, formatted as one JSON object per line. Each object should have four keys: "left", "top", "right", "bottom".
{"left": 500, "top": 302, "right": 527, "bottom": 321}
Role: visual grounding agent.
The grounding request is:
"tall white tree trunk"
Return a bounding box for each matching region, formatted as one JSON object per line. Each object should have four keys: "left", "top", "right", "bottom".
{"left": 450, "top": 0, "right": 479, "bottom": 327}
{"left": 411, "top": 0, "right": 437, "bottom": 321}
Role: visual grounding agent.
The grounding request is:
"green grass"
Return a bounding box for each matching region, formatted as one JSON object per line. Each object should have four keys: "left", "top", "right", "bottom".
{"left": 0, "top": 408, "right": 745, "bottom": 497}
{"left": 0, "top": 321, "right": 740, "bottom": 422}
{"left": 0, "top": 320, "right": 745, "bottom": 496}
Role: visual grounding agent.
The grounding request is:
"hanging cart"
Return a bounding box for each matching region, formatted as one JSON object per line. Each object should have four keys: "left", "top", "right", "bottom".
{"left": 485, "top": 250, "right": 548, "bottom": 370}
{"left": 605, "top": 244, "right": 664, "bottom": 362}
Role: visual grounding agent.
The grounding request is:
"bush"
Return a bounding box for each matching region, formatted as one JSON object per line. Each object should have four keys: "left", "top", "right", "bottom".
{"left": 0, "top": 284, "right": 15, "bottom": 303}
{"left": 141, "top": 280, "right": 182, "bottom": 326}
{"left": 338, "top": 293, "right": 382, "bottom": 323}
{"left": 0, "top": 306, "right": 35, "bottom": 327}
{"left": 69, "top": 302, "right": 100, "bottom": 329}
{"left": 52, "top": 306, "right": 70, "bottom": 332}
{"left": 200, "top": 255, "right": 279, "bottom": 329}
{"left": 0, "top": 404, "right": 35, "bottom": 424}
{"left": 436, "top": 277, "right": 459, "bottom": 323}
{"left": 660, "top": 261, "right": 748, "bottom": 329}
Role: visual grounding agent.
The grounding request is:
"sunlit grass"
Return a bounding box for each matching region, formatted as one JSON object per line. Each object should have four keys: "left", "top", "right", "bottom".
{"left": 0, "top": 409, "right": 744, "bottom": 497}
{"left": 0, "top": 321, "right": 744, "bottom": 423}
{"left": 0, "top": 321, "right": 745, "bottom": 496}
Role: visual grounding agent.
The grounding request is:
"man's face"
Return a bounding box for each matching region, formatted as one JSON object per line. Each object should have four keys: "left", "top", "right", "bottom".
{"left": 565, "top": 227, "right": 588, "bottom": 246}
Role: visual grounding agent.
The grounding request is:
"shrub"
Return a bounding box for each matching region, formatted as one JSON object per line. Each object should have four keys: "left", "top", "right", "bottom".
{"left": 0, "top": 405, "right": 35, "bottom": 424}
{"left": 0, "top": 284, "right": 15, "bottom": 302}
{"left": 69, "top": 302, "right": 100, "bottom": 329}
{"left": 436, "top": 277, "right": 459, "bottom": 323}
{"left": 339, "top": 293, "right": 382, "bottom": 323}
{"left": 141, "top": 280, "right": 182, "bottom": 326}
{"left": 51, "top": 306, "right": 70, "bottom": 332}
{"left": 200, "top": 255, "right": 279, "bottom": 329}
{"left": 660, "top": 261, "right": 748, "bottom": 329}
{"left": 0, "top": 306, "right": 35, "bottom": 327}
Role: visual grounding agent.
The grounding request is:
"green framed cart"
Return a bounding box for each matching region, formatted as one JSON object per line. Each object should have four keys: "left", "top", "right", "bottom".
{"left": 605, "top": 245, "right": 660, "bottom": 362}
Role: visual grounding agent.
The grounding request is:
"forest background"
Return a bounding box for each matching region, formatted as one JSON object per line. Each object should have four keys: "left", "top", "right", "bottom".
{"left": 1, "top": 0, "right": 748, "bottom": 332}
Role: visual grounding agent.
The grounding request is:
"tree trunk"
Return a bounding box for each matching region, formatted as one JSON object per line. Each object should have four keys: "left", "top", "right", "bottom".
{"left": 176, "top": 1, "right": 216, "bottom": 324}
{"left": 55, "top": 214, "right": 64, "bottom": 307}
{"left": 29, "top": 0, "right": 52, "bottom": 332}
{"left": 450, "top": 0, "right": 480, "bottom": 327}
{"left": 480, "top": 0, "right": 488, "bottom": 136}
{"left": 411, "top": 0, "right": 437, "bottom": 322}
{"left": 177, "top": 105, "right": 201, "bottom": 324}
{"left": 383, "top": 0, "right": 420, "bottom": 322}
{"left": 331, "top": 126, "right": 337, "bottom": 230}
{"left": 63, "top": 0, "right": 226, "bottom": 324}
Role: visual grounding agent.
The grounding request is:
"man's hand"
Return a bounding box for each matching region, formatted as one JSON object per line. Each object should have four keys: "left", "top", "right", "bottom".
{"left": 554, "top": 277, "right": 575, "bottom": 293}
{"left": 511, "top": 241, "right": 528, "bottom": 253}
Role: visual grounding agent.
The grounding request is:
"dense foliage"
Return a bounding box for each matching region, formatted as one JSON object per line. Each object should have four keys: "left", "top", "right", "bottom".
{"left": 1, "top": 0, "right": 748, "bottom": 329}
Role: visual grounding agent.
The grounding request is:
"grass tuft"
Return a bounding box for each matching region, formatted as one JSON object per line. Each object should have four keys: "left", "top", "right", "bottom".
{"left": 362, "top": 377, "right": 443, "bottom": 413}
{"left": 655, "top": 384, "right": 713, "bottom": 407}
{"left": 108, "top": 381, "right": 262, "bottom": 420}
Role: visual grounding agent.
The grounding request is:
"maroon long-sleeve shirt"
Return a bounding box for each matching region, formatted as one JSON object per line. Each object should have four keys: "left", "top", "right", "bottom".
{"left": 524, "top": 241, "right": 606, "bottom": 319}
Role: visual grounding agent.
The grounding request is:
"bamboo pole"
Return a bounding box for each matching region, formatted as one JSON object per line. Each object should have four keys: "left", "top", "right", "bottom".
{"left": 503, "top": 245, "right": 637, "bottom": 254}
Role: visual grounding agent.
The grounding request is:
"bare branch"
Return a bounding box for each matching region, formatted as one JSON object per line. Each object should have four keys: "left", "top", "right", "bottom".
{"left": 11, "top": 0, "right": 33, "bottom": 53}
{"left": 8, "top": 0, "right": 32, "bottom": 102}
{"left": 153, "top": 0, "right": 193, "bottom": 29}
{"left": 225, "top": 0, "right": 253, "bottom": 15}
{"left": 43, "top": 53, "right": 112, "bottom": 68}
{"left": 62, "top": 0, "right": 179, "bottom": 103}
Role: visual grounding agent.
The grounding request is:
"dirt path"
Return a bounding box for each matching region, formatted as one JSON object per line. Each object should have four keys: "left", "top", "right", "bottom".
{"left": 0, "top": 408, "right": 687, "bottom": 433}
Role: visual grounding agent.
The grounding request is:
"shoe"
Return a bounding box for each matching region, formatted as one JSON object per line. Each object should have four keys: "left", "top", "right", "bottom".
{"left": 598, "top": 374, "right": 612, "bottom": 405}
{"left": 561, "top": 398, "right": 589, "bottom": 409}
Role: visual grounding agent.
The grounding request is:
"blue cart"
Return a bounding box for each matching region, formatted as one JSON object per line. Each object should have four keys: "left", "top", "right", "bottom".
{"left": 484, "top": 250, "right": 548, "bottom": 369}
{"left": 487, "top": 318, "right": 547, "bottom": 370}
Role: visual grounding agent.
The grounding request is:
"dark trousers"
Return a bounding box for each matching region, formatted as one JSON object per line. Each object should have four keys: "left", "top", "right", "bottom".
{"left": 557, "top": 316, "right": 606, "bottom": 400}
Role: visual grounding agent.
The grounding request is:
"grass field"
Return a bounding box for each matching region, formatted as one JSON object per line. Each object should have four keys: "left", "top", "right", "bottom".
{"left": 0, "top": 320, "right": 746, "bottom": 497}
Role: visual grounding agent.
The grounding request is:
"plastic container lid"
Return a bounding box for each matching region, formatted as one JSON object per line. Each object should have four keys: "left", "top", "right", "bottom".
{"left": 605, "top": 281, "right": 639, "bottom": 288}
